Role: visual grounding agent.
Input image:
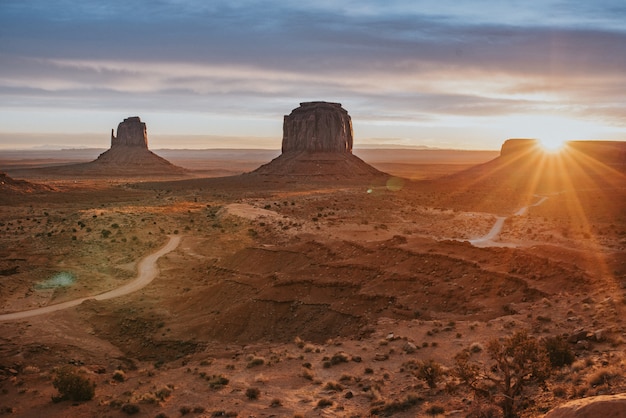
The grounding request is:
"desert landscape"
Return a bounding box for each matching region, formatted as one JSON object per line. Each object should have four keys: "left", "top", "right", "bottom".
{"left": 1, "top": 104, "right": 626, "bottom": 418}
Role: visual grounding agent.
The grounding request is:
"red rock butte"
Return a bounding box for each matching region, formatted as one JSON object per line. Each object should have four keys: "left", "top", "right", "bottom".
{"left": 111, "top": 116, "right": 148, "bottom": 148}
{"left": 252, "top": 102, "right": 384, "bottom": 179}
{"left": 83, "top": 116, "right": 185, "bottom": 174}
{"left": 282, "top": 101, "right": 353, "bottom": 153}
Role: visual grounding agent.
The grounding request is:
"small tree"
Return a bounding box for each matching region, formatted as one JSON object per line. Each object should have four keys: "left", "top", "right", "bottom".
{"left": 455, "top": 330, "right": 550, "bottom": 418}
{"left": 52, "top": 366, "right": 96, "bottom": 402}
{"left": 416, "top": 359, "right": 443, "bottom": 389}
{"left": 543, "top": 335, "right": 574, "bottom": 368}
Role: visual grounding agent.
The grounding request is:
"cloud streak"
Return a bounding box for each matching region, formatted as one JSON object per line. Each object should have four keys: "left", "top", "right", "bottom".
{"left": 1, "top": 0, "right": 626, "bottom": 147}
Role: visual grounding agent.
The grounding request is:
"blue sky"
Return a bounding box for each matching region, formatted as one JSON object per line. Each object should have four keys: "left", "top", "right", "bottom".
{"left": 1, "top": 0, "right": 625, "bottom": 149}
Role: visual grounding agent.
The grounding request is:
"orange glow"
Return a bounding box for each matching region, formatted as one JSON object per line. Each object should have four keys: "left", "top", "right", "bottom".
{"left": 537, "top": 137, "right": 567, "bottom": 153}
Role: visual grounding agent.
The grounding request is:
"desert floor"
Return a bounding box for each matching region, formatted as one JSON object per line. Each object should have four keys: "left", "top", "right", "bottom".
{"left": 0, "top": 148, "right": 625, "bottom": 417}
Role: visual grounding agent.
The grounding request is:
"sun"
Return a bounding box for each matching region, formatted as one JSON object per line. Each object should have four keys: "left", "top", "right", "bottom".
{"left": 537, "top": 137, "right": 567, "bottom": 153}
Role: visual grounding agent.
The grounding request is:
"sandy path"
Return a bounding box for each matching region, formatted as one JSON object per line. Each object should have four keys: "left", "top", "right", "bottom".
{"left": 470, "top": 195, "right": 549, "bottom": 247}
{"left": 0, "top": 235, "right": 181, "bottom": 322}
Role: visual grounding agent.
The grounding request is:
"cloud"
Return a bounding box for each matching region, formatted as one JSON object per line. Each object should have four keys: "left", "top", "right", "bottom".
{"left": 1, "top": 0, "right": 626, "bottom": 143}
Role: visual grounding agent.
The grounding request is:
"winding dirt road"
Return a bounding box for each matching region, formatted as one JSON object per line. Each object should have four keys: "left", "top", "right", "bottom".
{"left": 0, "top": 235, "right": 181, "bottom": 322}
{"left": 469, "top": 195, "right": 549, "bottom": 247}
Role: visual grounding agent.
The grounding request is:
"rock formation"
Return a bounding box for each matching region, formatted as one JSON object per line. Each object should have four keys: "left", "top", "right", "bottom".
{"left": 24, "top": 116, "right": 186, "bottom": 177}
{"left": 87, "top": 116, "right": 185, "bottom": 175}
{"left": 499, "top": 138, "right": 540, "bottom": 157}
{"left": 0, "top": 171, "right": 53, "bottom": 195}
{"left": 111, "top": 116, "right": 148, "bottom": 148}
{"left": 251, "top": 102, "right": 385, "bottom": 179}
{"left": 544, "top": 394, "right": 626, "bottom": 418}
{"left": 282, "top": 102, "right": 353, "bottom": 153}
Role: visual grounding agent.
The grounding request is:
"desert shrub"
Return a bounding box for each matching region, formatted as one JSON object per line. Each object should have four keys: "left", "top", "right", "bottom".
{"left": 211, "top": 411, "right": 238, "bottom": 417}
{"left": 552, "top": 385, "right": 568, "bottom": 398}
{"left": 465, "top": 401, "right": 502, "bottom": 418}
{"left": 121, "top": 403, "right": 140, "bottom": 414}
{"left": 370, "top": 394, "right": 423, "bottom": 416}
{"left": 269, "top": 398, "right": 282, "bottom": 407}
{"left": 294, "top": 336, "right": 305, "bottom": 348}
{"left": 138, "top": 392, "right": 159, "bottom": 404}
{"left": 301, "top": 368, "right": 314, "bottom": 381}
{"left": 207, "top": 374, "right": 229, "bottom": 389}
{"left": 324, "top": 381, "right": 343, "bottom": 391}
{"left": 52, "top": 366, "right": 95, "bottom": 402}
{"left": 426, "top": 405, "right": 445, "bottom": 416}
{"left": 416, "top": 359, "right": 443, "bottom": 389}
{"left": 245, "top": 387, "right": 260, "bottom": 400}
{"left": 330, "top": 352, "right": 350, "bottom": 365}
{"left": 154, "top": 385, "right": 173, "bottom": 400}
{"left": 588, "top": 368, "right": 618, "bottom": 387}
{"left": 112, "top": 369, "right": 126, "bottom": 382}
{"left": 179, "top": 406, "right": 191, "bottom": 415}
{"left": 543, "top": 336, "right": 575, "bottom": 368}
{"left": 470, "top": 342, "right": 484, "bottom": 353}
{"left": 455, "top": 330, "right": 551, "bottom": 418}
{"left": 317, "top": 398, "right": 333, "bottom": 408}
{"left": 247, "top": 356, "right": 265, "bottom": 368}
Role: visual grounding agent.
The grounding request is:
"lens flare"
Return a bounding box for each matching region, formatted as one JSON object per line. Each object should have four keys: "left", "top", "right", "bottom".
{"left": 538, "top": 137, "right": 566, "bottom": 153}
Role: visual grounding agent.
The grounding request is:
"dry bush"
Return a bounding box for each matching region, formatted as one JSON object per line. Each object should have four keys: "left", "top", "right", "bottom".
{"left": 552, "top": 385, "right": 568, "bottom": 398}
{"left": 587, "top": 367, "right": 619, "bottom": 387}
{"left": 543, "top": 335, "right": 575, "bottom": 368}
{"left": 245, "top": 387, "right": 260, "bottom": 400}
{"left": 301, "top": 368, "right": 315, "bottom": 381}
{"left": 52, "top": 366, "right": 96, "bottom": 402}
{"left": 247, "top": 356, "right": 265, "bottom": 368}
{"left": 330, "top": 352, "right": 350, "bottom": 365}
{"left": 470, "top": 342, "right": 484, "bottom": 353}
{"left": 324, "top": 381, "right": 343, "bottom": 391}
{"left": 317, "top": 398, "right": 333, "bottom": 408}
{"left": 455, "top": 330, "right": 550, "bottom": 418}
{"left": 416, "top": 359, "right": 444, "bottom": 389}
{"left": 121, "top": 403, "right": 140, "bottom": 415}
{"left": 112, "top": 369, "right": 126, "bottom": 382}
{"left": 294, "top": 336, "right": 305, "bottom": 348}
{"left": 207, "top": 374, "right": 229, "bottom": 389}
{"left": 369, "top": 394, "right": 423, "bottom": 416}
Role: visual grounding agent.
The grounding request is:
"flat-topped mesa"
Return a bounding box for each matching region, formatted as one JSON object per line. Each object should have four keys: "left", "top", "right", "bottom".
{"left": 111, "top": 116, "right": 148, "bottom": 148}
{"left": 282, "top": 101, "right": 353, "bottom": 153}
{"left": 500, "top": 138, "right": 539, "bottom": 157}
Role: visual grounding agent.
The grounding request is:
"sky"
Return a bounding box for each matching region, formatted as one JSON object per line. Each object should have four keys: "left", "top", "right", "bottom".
{"left": 1, "top": 0, "right": 626, "bottom": 150}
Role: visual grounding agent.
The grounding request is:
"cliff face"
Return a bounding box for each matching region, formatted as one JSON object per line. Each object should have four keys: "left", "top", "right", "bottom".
{"left": 111, "top": 116, "right": 148, "bottom": 148}
{"left": 251, "top": 102, "right": 384, "bottom": 179}
{"left": 500, "top": 138, "right": 626, "bottom": 167}
{"left": 282, "top": 102, "right": 353, "bottom": 153}
{"left": 499, "top": 138, "right": 539, "bottom": 156}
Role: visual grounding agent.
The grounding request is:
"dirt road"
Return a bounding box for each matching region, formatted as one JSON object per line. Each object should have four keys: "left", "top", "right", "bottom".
{"left": 0, "top": 235, "right": 181, "bottom": 321}
{"left": 470, "top": 195, "right": 549, "bottom": 247}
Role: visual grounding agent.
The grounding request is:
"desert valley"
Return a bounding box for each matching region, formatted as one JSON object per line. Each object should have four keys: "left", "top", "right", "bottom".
{"left": 1, "top": 103, "right": 626, "bottom": 418}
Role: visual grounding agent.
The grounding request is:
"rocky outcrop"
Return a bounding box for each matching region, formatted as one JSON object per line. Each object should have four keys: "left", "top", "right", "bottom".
{"left": 24, "top": 116, "right": 186, "bottom": 177}
{"left": 544, "top": 394, "right": 626, "bottom": 418}
{"left": 0, "top": 171, "right": 53, "bottom": 195}
{"left": 282, "top": 102, "right": 353, "bottom": 153}
{"left": 251, "top": 102, "right": 385, "bottom": 179}
{"left": 111, "top": 116, "right": 148, "bottom": 148}
{"left": 88, "top": 116, "right": 185, "bottom": 175}
{"left": 500, "top": 138, "right": 540, "bottom": 157}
